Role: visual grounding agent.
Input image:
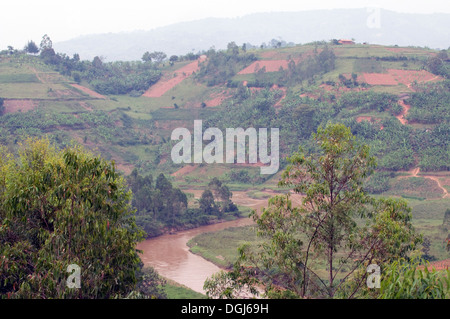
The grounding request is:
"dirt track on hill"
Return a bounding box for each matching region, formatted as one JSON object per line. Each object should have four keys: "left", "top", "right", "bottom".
{"left": 396, "top": 99, "right": 411, "bottom": 125}
{"left": 401, "top": 167, "right": 449, "bottom": 199}
{"left": 143, "top": 56, "right": 206, "bottom": 98}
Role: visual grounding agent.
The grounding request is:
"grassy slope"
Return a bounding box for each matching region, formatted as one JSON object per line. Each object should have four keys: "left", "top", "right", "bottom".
{"left": 1, "top": 45, "right": 448, "bottom": 194}
{"left": 1, "top": 44, "right": 449, "bottom": 267}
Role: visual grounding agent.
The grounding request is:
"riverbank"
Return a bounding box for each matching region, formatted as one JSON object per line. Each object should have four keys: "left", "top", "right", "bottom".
{"left": 139, "top": 187, "right": 281, "bottom": 239}
{"left": 141, "top": 205, "right": 253, "bottom": 239}
{"left": 187, "top": 225, "right": 258, "bottom": 269}
{"left": 136, "top": 188, "right": 302, "bottom": 294}
{"left": 136, "top": 215, "right": 256, "bottom": 294}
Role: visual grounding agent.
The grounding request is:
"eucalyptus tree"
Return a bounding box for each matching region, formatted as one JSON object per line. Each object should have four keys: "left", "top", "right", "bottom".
{"left": 204, "top": 123, "right": 421, "bottom": 299}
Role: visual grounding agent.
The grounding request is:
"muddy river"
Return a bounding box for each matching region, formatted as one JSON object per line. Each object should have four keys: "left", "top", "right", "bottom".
{"left": 137, "top": 217, "right": 255, "bottom": 294}
{"left": 136, "top": 190, "right": 302, "bottom": 294}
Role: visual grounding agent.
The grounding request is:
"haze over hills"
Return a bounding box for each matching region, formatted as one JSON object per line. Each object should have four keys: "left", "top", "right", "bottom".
{"left": 53, "top": 8, "right": 450, "bottom": 61}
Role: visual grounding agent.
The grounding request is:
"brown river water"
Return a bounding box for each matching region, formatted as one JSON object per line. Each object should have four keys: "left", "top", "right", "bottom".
{"left": 136, "top": 217, "right": 255, "bottom": 294}
{"left": 136, "top": 189, "right": 303, "bottom": 294}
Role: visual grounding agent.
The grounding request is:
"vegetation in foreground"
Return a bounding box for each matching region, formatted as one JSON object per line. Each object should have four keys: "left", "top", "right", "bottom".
{"left": 203, "top": 124, "right": 449, "bottom": 299}
{"left": 0, "top": 138, "right": 166, "bottom": 299}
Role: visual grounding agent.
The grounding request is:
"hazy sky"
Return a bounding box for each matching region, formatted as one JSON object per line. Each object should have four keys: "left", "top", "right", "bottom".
{"left": 1, "top": 0, "right": 449, "bottom": 49}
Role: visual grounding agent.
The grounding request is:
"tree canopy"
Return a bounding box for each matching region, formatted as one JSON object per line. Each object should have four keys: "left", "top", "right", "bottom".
{"left": 0, "top": 138, "right": 148, "bottom": 298}
{"left": 204, "top": 123, "right": 422, "bottom": 299}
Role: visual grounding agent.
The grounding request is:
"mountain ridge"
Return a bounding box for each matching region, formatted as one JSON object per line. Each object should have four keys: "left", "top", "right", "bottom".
{"left": 54, "top": 8, "right": 450, "bottom": 61}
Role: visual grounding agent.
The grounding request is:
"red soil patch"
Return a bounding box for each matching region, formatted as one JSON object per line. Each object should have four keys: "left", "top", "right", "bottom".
{"left": 171, "top": 164, "right": 198, "bottom": 177}
{"left": 238, "top": 50, "right": 319, "bottom": 75}
{"left": 3, "top": 99, "right": 37, "bottom": 114}
{"left": 204, "top": 91, "right": 231, "bottom": 107}
{"left": 387, "top": 69, "right": 440, "bottom": 88}
{"left": 361, "top": 69, "right": 441, "bottom": 87}
{"left": 143, "top": 56, "right": 206, "bottom": 98}
{"left": 419, "top": 259, "right": 450, "bottom": 271}
{"left": 115, "top": 163, "right": 134, "bottom": 176}
{"left": 362, "top": 72, "right": 397, "bottom": 86}
{"left": 71, "top": 84, "right": 106, "bottom": 99}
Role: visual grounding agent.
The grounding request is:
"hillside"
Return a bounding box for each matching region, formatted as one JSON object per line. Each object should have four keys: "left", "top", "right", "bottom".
{"left": 53, "top": 9, "right": 450, "bottom": 61}
{"left": 1, "top": 41, "right": 449, "bottom": 260}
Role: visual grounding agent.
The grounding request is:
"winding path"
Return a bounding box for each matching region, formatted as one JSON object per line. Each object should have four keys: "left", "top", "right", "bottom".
{"left": 396, "top": 99, "right": 411, "bottom": 125}
{"left": 405, "top": 167, "right": 449, "bottom": 199}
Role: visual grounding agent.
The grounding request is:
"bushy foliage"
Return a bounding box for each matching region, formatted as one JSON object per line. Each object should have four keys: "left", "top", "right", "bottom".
{"left": 128, "top": 170, "right": 187, "bottom": 236}
{"left": 88, "top": 63, "right": 161, "bottom": 95}
{"left": 0, "top": 138, "right": 148, "bottom": 298}
{"left": 407, "top": 81, "right": 450, "bottom": 124}
{"left": 128, "top": 171, "right": 238, "bottom": 237}
{"left": 36, "top": 41, "right": 162, "bottom": 96}
{"left": 204, "top": 124, "right": 421, "bottom": 299}
{"left": 364, "top": 171, "right": 393, "bottom": 194}
{"left": 379, "top": 257, "right": 450, "bottom": 299}
{"left": 196, "top": 45, "right": 257, "bottom": 86}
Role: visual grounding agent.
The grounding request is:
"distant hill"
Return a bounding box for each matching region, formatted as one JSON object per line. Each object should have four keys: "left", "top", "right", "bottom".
{"left": 54, "top": 8, "right": 450, "bottom": 61}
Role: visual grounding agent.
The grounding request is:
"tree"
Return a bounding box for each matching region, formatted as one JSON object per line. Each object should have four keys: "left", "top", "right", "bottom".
{"left": 426, "top": 56, "right": 449, "bottom": 78}
{"left": 169, "top": 55, "right": 179, "bottom": 63}
{"left": 208, "top": 178, "right": 233, "bottom": 214}
{"left": 40, "top": 46, "right": 59, "bottom": 65}
{"left": 437, "top": 50, "right": 448, "bottom": 61}
{"left": 142, "top": 51, "right": 152, "bottom": 63}
{"left": 24, "top": 40, "right": 39, "bottom": 54}
{"left": 0, "top": 138, "right": 147, "bottom": 298}
{"left": 92, "top": 56, "right": 104, "bottom": 69}
{"left": 40, "top": 34, "right": 52, "bottom": 51}
{"left": 6, "top": 46, "right": 16, "bottom": 55}
{"left": 132, "top": 266, "right": 167, "bottom": 299}
{"left": 199, "top": 190, "right": 217, "bottom": 215}
{"left": 144, "top": 51, "right": 167, "bottom": 64}
{"left": 227, "top": 42, "right": 239, "bottom": 56}
{"left": 155, "top": 173, "right": 172, "bottom": 194}
{"left": 204, "top": 123, "right": 421, "bottom": 299}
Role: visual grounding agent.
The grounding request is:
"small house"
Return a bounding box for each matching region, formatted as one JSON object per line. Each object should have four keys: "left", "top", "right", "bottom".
{"left": 338, "top": 39, "right": 355, "bottom": 45}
